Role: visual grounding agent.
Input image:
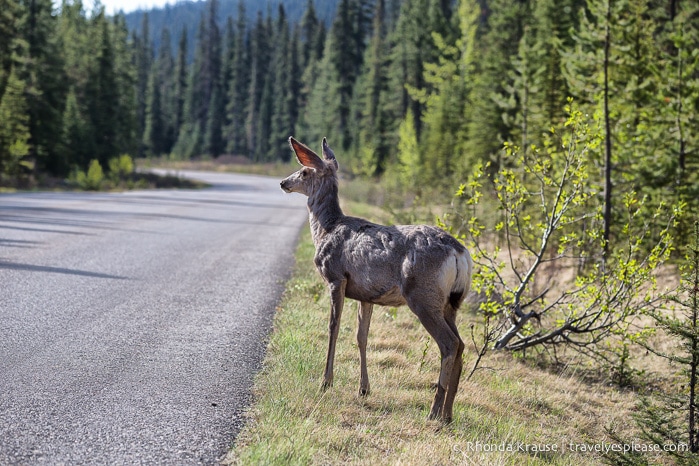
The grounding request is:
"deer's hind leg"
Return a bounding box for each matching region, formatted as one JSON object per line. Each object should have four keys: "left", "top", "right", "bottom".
{"left": 357, "top": 301, "right": 373, "bottom": 397}
{"left": 442, "top": 303, "right": 465, "bottom": 423}
{"left": 407, "top": 295, "right": 462, "bottom": 422}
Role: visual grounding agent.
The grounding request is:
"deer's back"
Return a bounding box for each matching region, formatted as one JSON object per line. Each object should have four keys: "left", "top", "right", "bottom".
{"left": 313, "top": 216, "right": 466, "bottom": 306}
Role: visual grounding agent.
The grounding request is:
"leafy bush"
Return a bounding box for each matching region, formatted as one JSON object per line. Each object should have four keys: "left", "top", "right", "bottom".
{"left": 73, "top": 159, "right": 105, "bottom": 190}
{"left": 108, "top": 154, "right": 134, "bottom": 179}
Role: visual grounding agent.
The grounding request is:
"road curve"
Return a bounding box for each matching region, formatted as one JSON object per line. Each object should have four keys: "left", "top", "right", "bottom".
{"left": 0, "top": 171, "right": 307, "bottom": 464}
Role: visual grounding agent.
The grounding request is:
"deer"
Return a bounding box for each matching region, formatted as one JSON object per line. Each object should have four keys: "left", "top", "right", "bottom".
{"left": 280, "top": 137, "right": 473, "bottom": 423}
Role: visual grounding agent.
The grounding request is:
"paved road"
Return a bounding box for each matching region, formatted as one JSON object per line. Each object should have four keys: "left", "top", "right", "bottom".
{"left": 0, "top": 171, "right": 307, "bottom": 464}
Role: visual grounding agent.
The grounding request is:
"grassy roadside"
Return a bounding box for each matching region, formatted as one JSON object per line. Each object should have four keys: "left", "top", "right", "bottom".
{"left": 139, "top": 155, "right": 294, "bottom": 178}
{"left": 224, "top": 200, "right": 647, "bottom": 466}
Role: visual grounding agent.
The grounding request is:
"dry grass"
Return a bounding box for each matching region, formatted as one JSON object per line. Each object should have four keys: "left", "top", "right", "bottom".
{"left": 221, "top": 199, "right": 681, "bottom": 466}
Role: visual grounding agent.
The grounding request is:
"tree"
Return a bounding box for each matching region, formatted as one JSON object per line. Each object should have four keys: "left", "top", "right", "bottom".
{"left": 328, "top": 0, "right": 362, "bottom": 149}
{"left": 201, "top": 0, "right": 223, "bottom": 157}
{"left": 173, "top": 0, "right": 221, "bottom": 158}
{"left": 267, "top": 4, "right": 294, "bottom": 161}
{"left": 156, "top": 27, "right": 175, "bottom": 152}
{"left": 133, "top": 12, "right": 151, "bottom": 155}
{"left": 224, "top": 0, "right": 249, "bottom": 156}
{"left": 20, "top": 0, "right": 67, "bottom": 175}
{"left": 300, "top": 0, "right": 319, "bottom": 69}
{"left": 416, "top": 0, "right": 479, "bottom": 183}
{"left": 244, "top": 11, "right": 270, "bottom": 158}
{"left": 86, "top": 9, "right": 120, "bottom": 168}
{"left": 451, "top": 105, "right": 676, "bottom": 364}
{"left": 353, "top": 0, "right": 391, "bottom": 175}
{"left": 142, "top": 62, "right": 164, "bottom": 156}
{"left": 0, "top": 64, "right": 31, "bottom": 180}
{"left": 59, "top": 86, "right": 89, "bottom": 169}
{"left": 607, "top": 223, "right": 699, "bottom": 464}
{"left": 463, "top": 0, "right": 529, "bottom": 171}
{"left": 173, "top": 26, "right": 188, "bottom": 146}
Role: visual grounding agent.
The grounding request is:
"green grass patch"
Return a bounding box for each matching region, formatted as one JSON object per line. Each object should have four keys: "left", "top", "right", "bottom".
{"left": 225, "top": 202, "right": 645, "bottom": 466}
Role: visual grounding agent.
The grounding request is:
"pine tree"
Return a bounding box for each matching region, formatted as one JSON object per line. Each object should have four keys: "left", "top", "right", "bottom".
{"left": 386, "top": 0, "right": 440, "bottom": 142}
{"left": 299, "top": 35, "right": 341, "bottom": 147}
{"left": 353, "top": 0, "right": 391, "bottom": 174}
{"left": 327, "top": 0, "right": 362, "bottom": 150}
{"left": 173, "top": 0, "right": 221, "bottom": 158}
{"left": 463, "top": 0, "right": 529, "bottom": 171}
{"left": 653, "top": 1, "right": 699, "bottom": 226}
{"left": 20, "top": 0, "right": 67, "bottom": 175}
{"left": 268, "top": 4, "right": 295, "bottom": 161}
{"left": 157, "top": 27, "right": 175, "bottom": 153}
{"left": 0, "top": 0, "right": 22, "bottom": 86}
{"left": 59, "top": 86, "right": 89, "bottom": 169}
{"left": 142, "top": 62, "right": 164, "bottom": 156}
{"left": 173, "top": 27, "right": 187, "bottom": 142}
{"left": 86, "top": 9, "right": 120, "bottom": 168}
{"left": 244, "top": 11, "right": 270, "bottom": 158}
{"left": 300, "top": 0, "right": 319, "bottom": 69}
{"left": 134, "top": 12, "right": 152, "bottom": 155}
{"left": 111, "top": 13, "right": 138, "bottom": 159}
{"left": 201, "top": 0, "right": 222, "bottom": 157}
{"left": 223, "top": 0, "right": 249, "bottom": 156}
{"left": 418, "top": 0, "right": 479, "bottom": 181}
{"left": 0, "top": 64, "right": 31, "bottom": 180}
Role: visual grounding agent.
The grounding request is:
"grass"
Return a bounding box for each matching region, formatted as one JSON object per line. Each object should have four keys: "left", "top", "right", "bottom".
{"left": 139, "top": 155, "right": 295, "bottom": 178}
{"left": 224, "top": 199, "right": 657, "bottom": 466}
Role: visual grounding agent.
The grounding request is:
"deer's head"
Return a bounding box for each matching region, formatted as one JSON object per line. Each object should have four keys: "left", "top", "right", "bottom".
{"left": 280, "top": 137, "right": 339, "bottom": 197}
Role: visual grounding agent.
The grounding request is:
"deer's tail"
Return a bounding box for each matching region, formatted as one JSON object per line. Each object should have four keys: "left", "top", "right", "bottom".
{"left": 448, "top": 249, "right": 473, "bottom": 312}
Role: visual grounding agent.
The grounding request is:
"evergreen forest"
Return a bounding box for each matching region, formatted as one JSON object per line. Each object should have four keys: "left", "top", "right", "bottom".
{"left": 1, "top": 0, "right": 697, "bottom": 228}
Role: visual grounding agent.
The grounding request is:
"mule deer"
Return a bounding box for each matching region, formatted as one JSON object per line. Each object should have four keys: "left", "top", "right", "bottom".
{"left": 280, "top": 137, "right": 473, "bottom": 422}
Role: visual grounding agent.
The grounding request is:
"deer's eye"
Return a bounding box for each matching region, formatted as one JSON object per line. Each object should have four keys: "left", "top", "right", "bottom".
{"left": 301, "top": 170, "right": 308, "bottom": 178}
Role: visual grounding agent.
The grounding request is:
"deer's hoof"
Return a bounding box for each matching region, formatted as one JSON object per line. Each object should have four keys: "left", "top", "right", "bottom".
{"left": 320, "top": 379, "right": 333, "bottom": 392}
{"left": 358, "top": 386, "right": 370, "bottom": 397}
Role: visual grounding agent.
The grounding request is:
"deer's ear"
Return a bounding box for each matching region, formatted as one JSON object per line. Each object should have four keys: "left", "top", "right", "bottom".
{"left": 289, "top": 137, "right": 325, "bottom": 171}
{"left": 322, "top": 137, "right": 339, "bottom": 170}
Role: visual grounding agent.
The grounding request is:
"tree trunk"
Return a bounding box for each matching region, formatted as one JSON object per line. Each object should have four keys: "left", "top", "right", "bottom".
{"left": 602, "top": 0, "right": 613, "bottom": 263}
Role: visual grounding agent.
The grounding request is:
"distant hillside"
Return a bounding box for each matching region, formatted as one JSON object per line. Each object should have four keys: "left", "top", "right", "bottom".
{"left": 121, "top": 0, "right": 338, "bottom": 56}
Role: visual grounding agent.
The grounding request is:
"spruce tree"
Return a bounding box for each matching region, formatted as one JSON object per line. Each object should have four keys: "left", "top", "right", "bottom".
{"left": 224, "top": 0, "right": 249, "bottom": 156}
{"left": 143, "top": 63, "right": 164, "bottom": 156}
{"left": 328, "top": 0, "right": 362, "bottom": 149}
{"left": 268, "top": 4, "right": 294, "bottom": 161}
{"left": 0, "top": 64, "right": 31, "bottom": 180}
{"left": 353, "top": 0, "right": 391, "bottom": 175}
{"left": 418, "top": 0, "right": 479, "bottom": 181}
{"left": 86, "top": 9, "right": 120, "bottom": 168}
{"left": 201, "top": 0, "right": 222, "bottom": 157}
{"left": 21, "top": 0, "right": 67, "bottom": 175}
{"left": 463, "top": 0, "right": 529, "bottom": 171}
{"left": 300, "top": 0, "right": 319, "bottom": 69}
{"left": 134, "top": 12, "right": 151, "bottom": 155}
{"left": 59, "top": 87, "right": 89, "bottom": 170}
{"left": 156, "top": 27, "right": 175, "bottom": 153}
{"left": 173, "top": 27, "right": 187, "bottom": 142}
{"left": 245, "top": 11, "right": 269, "bottom": 158}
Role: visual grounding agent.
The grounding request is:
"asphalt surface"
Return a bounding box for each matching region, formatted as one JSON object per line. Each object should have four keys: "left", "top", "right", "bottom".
{"left": 0, "top": 170, "right": 308, "bottom": 464}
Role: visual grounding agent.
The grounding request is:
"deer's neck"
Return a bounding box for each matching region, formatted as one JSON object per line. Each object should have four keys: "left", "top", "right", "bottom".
{"left": 308, "top": 178, "right": 344, "bottom": 245}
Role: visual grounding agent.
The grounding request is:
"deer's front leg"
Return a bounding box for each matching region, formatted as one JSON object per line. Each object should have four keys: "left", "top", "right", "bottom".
{"left": 357, "top": 301, "right": 373, "bottom": 397}
{"left": 322, "top": 279, "right": 346, "bottom": 391}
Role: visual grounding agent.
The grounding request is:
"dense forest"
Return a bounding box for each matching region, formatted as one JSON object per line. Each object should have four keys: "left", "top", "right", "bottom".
{"left": 121, "top": 0, "right": 340, "bottom": 57}
{"left": 1, "top": 0, "right": 697, "bottom": 217}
